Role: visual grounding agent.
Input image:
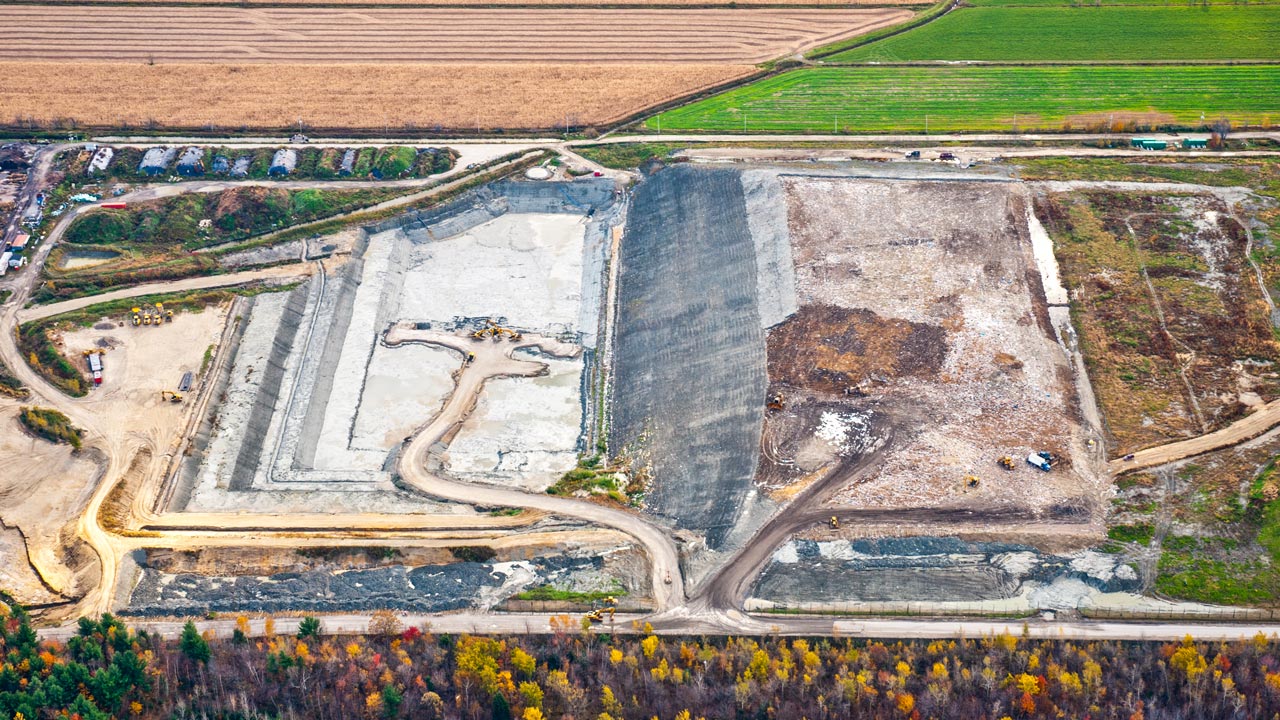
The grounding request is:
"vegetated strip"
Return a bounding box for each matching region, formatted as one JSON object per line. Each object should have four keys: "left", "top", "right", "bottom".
{"left": 17, "top": 406, "right": 83, "bottom": 449}
{"left": 33, "top": 188, "right": 413, "bottom": 306}
{"left": 650, "top": 65, "right": 1280, "bottom": 134}
{"left": 827, "top": 5, "right": 1280, "bottom": 63}
{"left": 232, "top": 149, "right": 553, "bottom": 252}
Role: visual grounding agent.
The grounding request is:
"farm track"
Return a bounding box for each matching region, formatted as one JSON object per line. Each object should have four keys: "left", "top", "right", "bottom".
{"left": 0, "top": 6, "right": 911, "bottom": 64}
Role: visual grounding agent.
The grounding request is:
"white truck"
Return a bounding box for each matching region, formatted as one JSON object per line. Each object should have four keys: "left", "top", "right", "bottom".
{"left": 87, "top": 352, "right": 103, "bottom": 385}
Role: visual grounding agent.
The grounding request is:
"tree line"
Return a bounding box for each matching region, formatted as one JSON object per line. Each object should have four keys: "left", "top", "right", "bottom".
{"left": 4, "top": 603, "right": 1280, "bottom": 719}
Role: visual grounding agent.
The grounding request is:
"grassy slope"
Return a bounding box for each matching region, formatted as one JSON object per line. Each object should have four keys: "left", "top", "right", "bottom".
{"left": 650, "top": 66, "right": 1280, "bottom": 133}
{"left": 829, "top": 5, "right": 1280, "bottom": 62}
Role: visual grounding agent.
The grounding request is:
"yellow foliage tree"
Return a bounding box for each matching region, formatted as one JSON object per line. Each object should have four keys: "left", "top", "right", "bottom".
{"left": 1170, "top": 645, "right": 1208, "bottom": 681}
{"left": 512, "top": 647, "right": 537, "bottom": 678}
{"left": 519, "top": 680, "right": 544, "bottom": 710}
{"left": 641, "top": 635, "right": 659, "bottom": 659}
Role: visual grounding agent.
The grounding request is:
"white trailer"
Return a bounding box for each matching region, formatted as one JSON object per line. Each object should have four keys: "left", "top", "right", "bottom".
{"left": 87, "top": 352, "right": 103, "bottom": 384}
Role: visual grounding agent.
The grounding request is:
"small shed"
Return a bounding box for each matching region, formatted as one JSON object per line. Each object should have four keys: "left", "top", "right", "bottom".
{"left": 211, "top": 155, "right": 230, "bottom": 174}
{"left": 230, "top": 156, "right": 252, "bottom": 178}
{"left": 338, "top": 149, "right": 357, "bottom": 176}
{"left": 1182, "top": 138, "right": 1208, "bottom": 149}
{"left": 176, "top": 147, "right": 205, "bottom": 176}
{"left": 86, "top": 146, "right": 114, "bottom": 175}
{"left": 1131, "top": 138, "right": 1167, "bottom": 151}
{"left": 269, "top": 149, "right": 297, "bottom": 176}
{"left": 9, "top": 234, "right": 29, "bottom": 252}
{"left": 138, "top": 147, "right": 177, "bottom": 175}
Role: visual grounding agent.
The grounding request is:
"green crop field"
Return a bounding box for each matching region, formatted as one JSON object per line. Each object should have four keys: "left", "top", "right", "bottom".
{"left": 828, "top": 5, "right": 1280, "bottom": 62}
{"left": 649, "top": 66, "right": 1280, "bottom": 134}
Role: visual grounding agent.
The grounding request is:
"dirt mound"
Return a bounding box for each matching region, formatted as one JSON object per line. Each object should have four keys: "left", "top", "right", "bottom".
{"left": 767, "top": 304, "right": 946, "bottom": 395}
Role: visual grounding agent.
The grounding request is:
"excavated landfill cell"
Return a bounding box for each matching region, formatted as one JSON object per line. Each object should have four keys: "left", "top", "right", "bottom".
{"left": 610, "top": 165, "right": 766, "bottom": 548}
{"left": 126, "top": 556, "right": 601, "bottom": 615}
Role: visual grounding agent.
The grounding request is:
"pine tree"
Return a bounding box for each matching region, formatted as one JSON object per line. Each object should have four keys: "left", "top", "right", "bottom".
{"left": 179, "top": 621, "right": 211, "bottom": 664}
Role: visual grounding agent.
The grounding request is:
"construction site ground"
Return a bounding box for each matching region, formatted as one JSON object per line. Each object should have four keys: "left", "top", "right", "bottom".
{"left": 6, "top": 145, "right": 1280, "bottom": 631}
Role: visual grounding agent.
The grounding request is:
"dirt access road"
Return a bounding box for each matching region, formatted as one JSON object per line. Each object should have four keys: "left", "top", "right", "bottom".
{"left": 386, "top": 325, "right": 687, "bottom": 610}
{"left": 36, "top": 610, "right": 1280, "bottom": 644}
{"left": 1110, "top": 398, "right": 1280, "bottom": 475}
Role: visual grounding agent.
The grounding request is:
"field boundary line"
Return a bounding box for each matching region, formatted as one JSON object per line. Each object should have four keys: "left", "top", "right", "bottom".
{"left": 806, "top": 0, "right": 955, "bottom": 59}
{"left": 820, "top": 59, "right": 1280, "bottom": 67}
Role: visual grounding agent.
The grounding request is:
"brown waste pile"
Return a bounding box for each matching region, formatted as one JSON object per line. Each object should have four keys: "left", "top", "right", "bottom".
{"left": 767, "top": 304, "right": 946, "bottom": 396}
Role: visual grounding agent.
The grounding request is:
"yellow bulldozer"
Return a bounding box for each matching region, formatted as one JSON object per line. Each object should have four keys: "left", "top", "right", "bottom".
{"left": 997, "top": 456, "right": 1016, "bottom": 471}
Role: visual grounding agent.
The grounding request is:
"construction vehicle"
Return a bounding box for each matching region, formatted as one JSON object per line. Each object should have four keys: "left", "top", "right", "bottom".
{"left": 83, "top": 350, "right": 103, "bottom": 384}
{"left": 585, "top": 596, "right": 618, "bottom": 624}
{"left": 160, "top": 390, "right": 183, "bottom": 403}
{"left": 131, "top": 307, "right": 142, "bottom": 326}
{"left": 465, "top": 351, "right": 476, "bottom": 365}
{"left": 830, "top": 516, "right": 839, "bottom": 530}
{"left": 1026, "top": 451, "right": 1055, "bottom": 472}
{"left": 471, "top": 319, "right": 520, "bottom": 341}
{"left": 998, "top": 456, "right": 1016, "bottom": 471}
{"left": 766, "top": 391, "right": 785, "bottom": 411}
{"left": 964, "top": 475, "right": 980, "bottom": 489}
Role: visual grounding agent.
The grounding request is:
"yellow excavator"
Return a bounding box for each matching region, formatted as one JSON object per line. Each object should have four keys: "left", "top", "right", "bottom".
{"left": 584, "top": 596, "right": 619, "bottom": 623}
{"left": 964, "top": 474, "right": 980, "bottom": 489}
{"left": 472, "top": 319, "right": 521, "bottom": 341}
{"left": 160, "top": 390, "right": 183, "bottom": 403}
{"left": 998, "top": 456, "right": 1016, "bottom": 471}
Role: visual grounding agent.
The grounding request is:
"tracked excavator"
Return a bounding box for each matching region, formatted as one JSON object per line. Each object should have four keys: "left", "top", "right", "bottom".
{"left": 584, "top": 596, "right": 619, "bottom": 623}
{"left": 471, "top": 319, "right": 521, "bottom": 341}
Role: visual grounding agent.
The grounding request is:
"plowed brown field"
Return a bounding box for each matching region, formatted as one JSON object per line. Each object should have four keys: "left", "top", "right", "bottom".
{"left": 0, "top": 6, "right": 912, "bottom": 64}
{"left": 0, "top": 62, "right": 755, "bottom": 129}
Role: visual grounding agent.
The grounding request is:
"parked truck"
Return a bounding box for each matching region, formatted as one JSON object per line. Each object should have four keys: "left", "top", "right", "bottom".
{"left": 86, "top": 352, "right": 103, "bottom": 385}
{"left": 1026, "top": 451, "right": 1054, "bottom": 472}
